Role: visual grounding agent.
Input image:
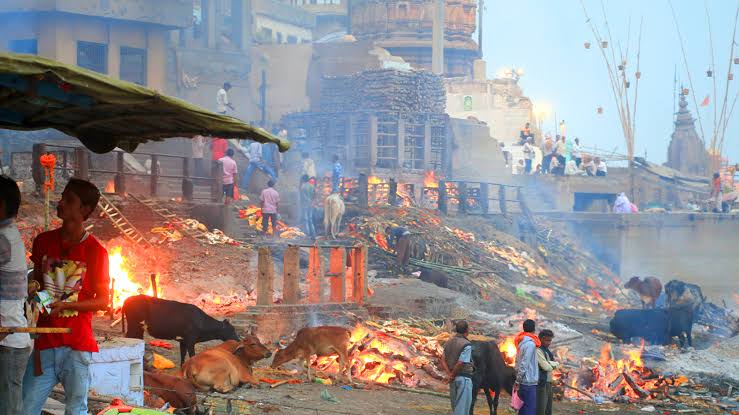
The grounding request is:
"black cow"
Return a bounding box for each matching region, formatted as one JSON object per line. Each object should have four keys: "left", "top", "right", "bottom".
{"left": 122, "top": 295, "right": 240, "bottom": 364}
{"left": 470, "top": 341, "right": 516, "bottom": 415}
{"left": 665, "top": 280, "right": 705, "bottom": 310}
{"left": 609, "top": 307, "right": 693, "bottom": 348}
{"left": 419, "top": 269, "right": 449, "bottom": 289}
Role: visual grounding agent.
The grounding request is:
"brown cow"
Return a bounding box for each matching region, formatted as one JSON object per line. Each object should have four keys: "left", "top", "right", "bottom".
{"left": 625, "top": 276, "right": 663, "bottom": 309}
{"left": 144, "top": 371, "right": 198, "bottom": 413}
{"left": 271, "top": 326, "right": 352, "bottom": 383}
{"left": 182, "top": 335, "right": 272, "bottom": 393}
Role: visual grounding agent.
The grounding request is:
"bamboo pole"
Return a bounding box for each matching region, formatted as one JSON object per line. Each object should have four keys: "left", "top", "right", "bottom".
{"left": 0, "top": 327, "right": 72, "bottom": 334}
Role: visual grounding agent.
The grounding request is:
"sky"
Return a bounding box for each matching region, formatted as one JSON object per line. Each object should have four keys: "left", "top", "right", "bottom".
{"left": 482, "top": 0, "right": 739, "bottom": 164}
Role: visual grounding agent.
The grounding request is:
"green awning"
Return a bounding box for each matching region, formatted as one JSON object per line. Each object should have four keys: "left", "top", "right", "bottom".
{"left": 0, "top": 53, "right": 289, "bottom": 153}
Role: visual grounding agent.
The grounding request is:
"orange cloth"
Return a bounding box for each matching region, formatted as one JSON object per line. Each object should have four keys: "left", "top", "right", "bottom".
{"left": 514, "top": 332, "right": 541, "bottom": 349}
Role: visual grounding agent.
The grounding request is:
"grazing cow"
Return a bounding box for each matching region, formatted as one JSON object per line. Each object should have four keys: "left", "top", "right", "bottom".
{"left": 182, "top": 335, "right": 272, "bottom": 393}
{"left": 625, "top": 276, "right": 663, "bottom": 309}
{"left": 143, "top": 371, "right": 198, "bottom": 413}
{"left": 470, "top": 341, "right": 516, "bottom": 415}
{"left": 609, "top": 307, "right": 694, "bottom": 347}
{"left": 271, "top": 326, "right": 352, "bottom": 383}
{"left": 665, "top": 280, "right": 705, "bottom": 310}
{"left": 419, "top": 269, "right": 449, "bottom": 289}
{"left": 324, "top": 193, "right": 345, "bottom": 238}
{"left": 122, "top": 295, "right": 240, "bottom": 364}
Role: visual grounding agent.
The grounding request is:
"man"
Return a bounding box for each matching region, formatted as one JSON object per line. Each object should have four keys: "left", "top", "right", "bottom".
{"left": 260, "top": 180, "right": 279, "bottom": 236}
{"left": 519, "top": 123, "right": 532, "bottom": 145}
{"left": 241, "top": 141, "right": 277, "bottom": 192}
{"left": 299, "top": 175, "right": 316, "bottom": 238}
{"left": 23, "top": 178, "right": 110, "bottom": 415}
{"left": 192, "top": 135, "right": 206, "bottom": 178}
{"left": 216, "top": 82, "right": 234, "bottom": 115}
{"left": 0, "top": 176, "right": 32, "bottom": 415}
{"left": 595, "top": 157, "right": 607, "bottom": 177}
{"left": 514, "top": 319, "right": 540, "bottom": 415}
{"left": 385, "top": 225, "right": 411, "bottom": 268}
{"left": 541, "top": 135, "right": 554, "bottom": 174}
{"left": 331, "top": 155, "right": 343, "bottom": 194}
{"left": 500, "top": 142, "right": 510, "bottom": 167}
{"left": 301, "top": 152, "right": 316, "bottom": 179}
{"left": 572, "top": 138, "right": 582, "bottom": 167}
{"left": 219, "top": 149, "right": 238, "bottom": 204}
{"left": 211, "top": 137, "right": 228, "bottom": 162}
{"left": 515, "top": 159, "right": 526, "bottom": 175}
{"left": 554, "top": 136, "right": 566, "bottom": 175}
{"left": 536, "top": 329, "right": 559, "bottom": 415}
{"left": 442, "top": 320, "right": 474, "bottom": 415}
{"left": 710, "top": 172, "right": 722, "bottom": 213}
{"left": 523, "top": 138, "right": 535, "bottom": 174}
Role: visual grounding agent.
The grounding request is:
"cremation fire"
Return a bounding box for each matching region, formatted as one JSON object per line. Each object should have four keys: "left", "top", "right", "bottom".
{"left": 312, "top": 324, "right": 424, "bottom": 386}
{"left": 423, "top": 170, "right": 439, "bottom": 188}
{"left": 108, "top": 246, "right": 161, "bottom": 309}
{"left": 563, "top": 342, "right": 670, "bottom": 401}
{"left": 499, "top": 336, "right": 517, "bottom": 366}
{"left": 104, "top": 180, "right": 115, "bottom": 193}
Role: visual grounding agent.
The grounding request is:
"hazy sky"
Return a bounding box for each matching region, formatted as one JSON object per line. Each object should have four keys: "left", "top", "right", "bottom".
{"left": 482, "top": 0, "right": 738, "bottom": 164}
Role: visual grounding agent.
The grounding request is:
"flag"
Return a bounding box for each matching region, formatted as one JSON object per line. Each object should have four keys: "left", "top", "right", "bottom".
{"left": 701, "top": 95, "right": 710, "bottom": 106}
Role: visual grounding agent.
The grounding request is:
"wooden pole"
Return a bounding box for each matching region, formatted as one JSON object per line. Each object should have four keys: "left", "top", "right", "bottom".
{"left": 0, "top": 327, "right": 71, "bottom": 334}
{"left": 283, "top": 246, "right": 300, "bottom": 304}
{"left": 257, "top": 247, "right": 274, "bottom": 306}
{"left": 150, "top": 273, "right": 158, "bottom": 298}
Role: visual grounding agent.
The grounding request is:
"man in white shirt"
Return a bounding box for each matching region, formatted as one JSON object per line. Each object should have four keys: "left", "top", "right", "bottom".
{"left": 572, "top": 138, "right": 582, "bottom": 167}
{"left": 523, "top": 138, "right": 535, "bottom": 174}
{"left": 192, "top": 135, "right": 206, "bottom": 177}
{"left": 240, "top": 141, "right": 277, "bottom": 192}
{"left": 0, "top": 176, "right": 32, "bottom": 415}
{"left": 216, "top": 82, "right": 234, "bottom": 115}
{"left": 595, "top": 157, "right": 608, "bottom": 177}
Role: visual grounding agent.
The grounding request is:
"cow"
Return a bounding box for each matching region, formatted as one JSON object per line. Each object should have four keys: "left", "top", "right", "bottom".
{"left": 182, "top": 335, "right": 272, "bottom": 393}
{"left": 122, "top": 295, "right": 240, "bottom": 365}
{"left": 609, "top": 307, "right": 694, "bottom": 347}
{"left": 470, "top": 341, "right": 516, "bottom": 415}
{"left": 143, "top": 371, "right": 199, "bottom": 413}
{"left": 419, "top": 269, "right": 449, "bottom": 289}
{"left": 271, "top": 326, "right": 352, "bottom": 383}
{"left": 324, "top": 193, "right": 345, "bottom": 238}
{"left": 665, "top": 280, "right": 705, "bottom": 310}
{"left": 625, "top": 276, "right": 663, "bottom": 309}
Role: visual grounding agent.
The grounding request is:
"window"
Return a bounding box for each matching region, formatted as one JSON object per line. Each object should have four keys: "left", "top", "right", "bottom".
{"left": 276, "top": 32, "right": 283, "bottom": 44}
{"left": 260, "top": 27, "right": 273, "bottom": 43}
{"left": 287, "top": 35, "right": 298, "bottom": 44}
{"left": 120, "top": 47, "right": 147, "bottom": 85}
{"left": 8, "top": 39, "right": 37, "bottom": 54}
{"left": 77, "top": 41, "right": 107, "bottom": 74}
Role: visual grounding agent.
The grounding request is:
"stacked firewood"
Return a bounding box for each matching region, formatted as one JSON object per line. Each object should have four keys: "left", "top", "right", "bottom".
{"left": 320, "top": 69, "right": 446, "bottom": 114}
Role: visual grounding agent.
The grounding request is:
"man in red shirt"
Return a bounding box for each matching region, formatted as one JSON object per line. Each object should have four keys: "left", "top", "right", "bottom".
{"left": 211, "top": 137, "right": 228, "bottom": 161}
{"left": 23, "top": 178, "right": 109, "bottom": 415}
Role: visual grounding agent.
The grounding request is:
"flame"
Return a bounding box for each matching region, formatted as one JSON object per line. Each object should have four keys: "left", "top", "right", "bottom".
{"left": 368, "top": 175, "right": 384, "bottom": 185}
{"left": 104, "top": 180, "right": 115, "bottom": 193}
{"left": 499, "top": 337, "right": 517, "bottom": 365}
{"left": 423, "top": 170, "right": 439, "bottom": 188}
{"left": 108, "top": 246, "right": 161, "bottom": 309}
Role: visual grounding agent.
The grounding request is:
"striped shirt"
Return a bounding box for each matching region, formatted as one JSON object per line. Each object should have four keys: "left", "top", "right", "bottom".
{"left": 0, "top": 219, "right": 31, "bottom": 348}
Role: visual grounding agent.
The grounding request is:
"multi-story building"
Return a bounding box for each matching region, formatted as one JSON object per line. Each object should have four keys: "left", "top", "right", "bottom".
{"left": 0, "top": 0, "right": 192, "bottom": 92}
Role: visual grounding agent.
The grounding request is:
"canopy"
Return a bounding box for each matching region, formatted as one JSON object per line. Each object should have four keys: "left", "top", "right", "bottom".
{"left": 0, "top": 53, "right": 289, "bottom": 153}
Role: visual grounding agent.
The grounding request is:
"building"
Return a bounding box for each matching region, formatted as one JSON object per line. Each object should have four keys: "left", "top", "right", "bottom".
{"left": 666, "top": 93, "right": 709, "bottom": 177}
{"left": 0, "top": 1, "right": 192, "bottom": 92}
{"left": 253, "top": 0, "right": 316, "bottom": 44}
{"left": 350, "top": 0, "right": 479, "bottom": 77}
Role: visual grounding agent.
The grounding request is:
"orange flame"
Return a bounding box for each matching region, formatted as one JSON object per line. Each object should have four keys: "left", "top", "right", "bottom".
{"left": 368, "top": 176, "right": 385, "bottom": 185}
{"left": 108, "top": 246, "right": 161, "bottom": 309}
{"left": 105, "top": 180, "right": 115, "bottom": 193}
{"left": 499, "top": 337, "right": 517, "bottom": 366}
{"left": 424, "top": 170, "right": 439, "bottom": 188}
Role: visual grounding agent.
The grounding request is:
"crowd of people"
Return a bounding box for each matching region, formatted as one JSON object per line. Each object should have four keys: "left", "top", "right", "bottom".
{"left": 507, "top": 123, "right": 608, "bottom": 177}
{"left": 443, "top": 319, "right": 559, "bottom": 415}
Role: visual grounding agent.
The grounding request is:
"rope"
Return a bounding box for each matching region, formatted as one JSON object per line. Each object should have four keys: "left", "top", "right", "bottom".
{"left": 39, "top": 153, "right": 56, "bottom": 231}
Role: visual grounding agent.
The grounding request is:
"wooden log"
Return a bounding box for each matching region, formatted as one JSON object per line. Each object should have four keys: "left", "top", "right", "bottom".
{"left": 256, "top": 247, "right": 274, "bottom": 306}
{"left": 150, "top": 273, "right": 158, "bottom": 298}
{"left": 0, "top": 327, "right": 72, "bottom": 334}
{"left": 562, "top": 383, "right": 596, "bottom": 401}
{"left": 283, "top": 246, "right": 300, "bottom": 304}
{"left": 329, "top": 247, "right": 346, "bottom": 303}
{"left": 622, "top": 370, "right": 649, "bottom": 398}
{"left": 307, "top": 246, "right": 322, "bottom": 304}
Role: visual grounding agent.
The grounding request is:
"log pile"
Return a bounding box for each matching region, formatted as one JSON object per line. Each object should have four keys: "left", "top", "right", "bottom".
{"left": 320, "top": 69, "right": 446, "bottom": 114}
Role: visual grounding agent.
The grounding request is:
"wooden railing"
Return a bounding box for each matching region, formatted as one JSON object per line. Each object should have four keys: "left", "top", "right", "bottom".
{"left": 28, "top": 143, "right": 223, "bottom": 202}
{"left": 438, "top": 180, "right": 525, "bottom": 215}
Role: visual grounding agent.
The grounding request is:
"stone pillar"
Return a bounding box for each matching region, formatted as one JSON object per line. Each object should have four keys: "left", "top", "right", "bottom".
{"left": 423, "top": 120, "right": 432, "bottom": 169}
{"left": 32, "top": 143, "right": 46, "bottom": 192}
{"left": 397, "top": 116, "right": 405, "bottom": 169}
{"left": 182, "top": 158, "right": 193, "bottom": 201}
{"left": 329, "top": 248, "right": 346, "bottom": 303}
{"left": 203, "top": 0, "right": 217, "bottom": 49}
{"left": 212, "top": 160, "right": 223, "bottom": 202}
{"left": 498, "top": 184, "right": 507, "bottom": 215}
{"left": 358, "top": 173, "right": 369, "bottom": 208}
{"left": 283, "top": 246, "right": 300, "bottom": 304}
{"left": 438, "top": 180, "right": 447, "bottom": 214}
{"left": 388, "top": 178, "right": 398, "bottom": 206}
{"left": 146, "top": 29, "right": 167, "bottom": 91}
{"left": 307, "top": 246, "right": 322, "bottom": 303}
{"left": 369, "top": 114, "right": 378, "bottom": 169}
{"left": 115, "top": 151, "right": 126, "bottom": 195}
{"left": 74, "top": 147, "right": 89, "bottom": 180}
{"left": 150, "top": 154, "right": 159, "bottom": 197}
{"left": 256, "top": 247, "right": 274, "bottom": 306}
{"left": 232, "top": 0, "right": 252, "bottom": 51}
{"left": 458, "top": 182, "right": 468, "bottom": 215}
{"left": 479, "top": 183, "right": 489, "bottom": 214}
